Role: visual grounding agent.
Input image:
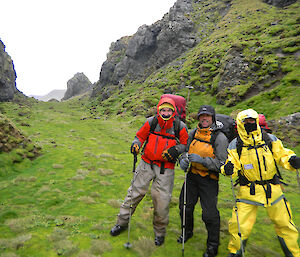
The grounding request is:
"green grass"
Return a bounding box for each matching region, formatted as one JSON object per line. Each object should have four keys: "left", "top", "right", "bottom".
{"left": 0, "top": 98, "right": 299, "bottom": 257}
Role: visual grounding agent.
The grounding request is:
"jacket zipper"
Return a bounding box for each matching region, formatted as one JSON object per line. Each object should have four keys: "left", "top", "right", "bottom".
{"left": 252, "top": 135, "right": 269, "bottom": 204}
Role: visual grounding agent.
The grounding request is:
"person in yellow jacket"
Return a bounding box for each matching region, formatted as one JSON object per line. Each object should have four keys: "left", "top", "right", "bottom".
{"left": 221, "top": 109, "right": 300, "bottom": 257}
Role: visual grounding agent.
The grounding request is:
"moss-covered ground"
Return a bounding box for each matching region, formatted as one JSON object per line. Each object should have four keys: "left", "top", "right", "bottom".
{"left": 0, "top": 98, "right": 299, "bottom": 257}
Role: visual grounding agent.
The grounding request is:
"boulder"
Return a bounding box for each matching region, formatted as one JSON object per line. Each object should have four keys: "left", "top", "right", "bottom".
{"left": 62, "top": 72, "right": 93, "bottom": 100}
{"left": 262, "top": 0, "right": 297, "bottom": 7}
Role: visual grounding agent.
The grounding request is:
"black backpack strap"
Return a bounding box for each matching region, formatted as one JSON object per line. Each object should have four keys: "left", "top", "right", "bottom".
{"left": 150, "top": 115, "right": 159, "bottom": 133}
{"left": 210, "top": 130, "right": 221, "bottom": 153}
{"left": 173, "top": 116, "right": 180, "bottom": 142}
{"left": 236, "top": 135, "right": 244, "bottom": 159}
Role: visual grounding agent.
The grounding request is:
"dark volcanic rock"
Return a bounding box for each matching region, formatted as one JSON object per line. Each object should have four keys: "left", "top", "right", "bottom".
{"left": 268, "top": 112, "right": 300, "bottom": 147}
{"left": 62, "top": 72, "right": 93, "bottom": 100}
{"left": 92, "top": 0, "right": 232, "bottom": 98}
{"left": 0, "top": 39, "right": 17, "bottom": 102}
{"left": 262, "top": 0, "right": 297, "bottom": 7}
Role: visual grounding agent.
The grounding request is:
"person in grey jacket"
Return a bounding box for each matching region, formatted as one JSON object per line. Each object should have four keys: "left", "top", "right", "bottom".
{"left": 177, "top": 105, "right": 229, "bottom": 257}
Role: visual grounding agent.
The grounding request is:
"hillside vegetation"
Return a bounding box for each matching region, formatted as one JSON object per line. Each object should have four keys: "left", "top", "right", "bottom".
{"left": 0, "top": 96, "right": 299, "bottom": 257}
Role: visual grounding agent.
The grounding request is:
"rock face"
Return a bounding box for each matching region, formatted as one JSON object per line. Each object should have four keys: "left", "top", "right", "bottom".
{"left": 92, "top": 0, "right": 232, "bottom": 98}
{"left": 0, "top": 39, "right": 17, "bottom": 102}
{"left": 62, "top": 73, "right": 93, "bottom": 100}
{"left": 268, "top": 112, "right": 300, "bottom": 147}
{"left": 262, "top": 0, "right": 297, "bottom": 7}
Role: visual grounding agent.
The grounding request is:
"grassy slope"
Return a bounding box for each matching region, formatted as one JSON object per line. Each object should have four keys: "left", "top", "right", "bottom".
{"left": 0, "top": 98, "right": 299, "bottom": 257}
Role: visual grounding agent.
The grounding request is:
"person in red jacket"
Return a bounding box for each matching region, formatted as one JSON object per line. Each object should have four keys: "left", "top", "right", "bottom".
{"left": 110, "top": 97, "right": 188, "bottom": 246}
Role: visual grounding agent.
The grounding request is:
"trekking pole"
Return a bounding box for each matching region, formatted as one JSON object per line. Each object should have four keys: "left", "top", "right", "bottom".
{"left": 124, "top": 153, "right": 138, "bottom": 249}
{"left": 182, "top": 165, "right": 188, "bottom": 257}
{"left": 230, "top": 175, "right": 245, "bottom": 257}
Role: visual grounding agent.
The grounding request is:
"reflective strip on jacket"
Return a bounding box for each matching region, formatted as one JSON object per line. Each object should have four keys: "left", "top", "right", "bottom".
{"left": 221, "top": 109, "right": 296, "bottom": 203}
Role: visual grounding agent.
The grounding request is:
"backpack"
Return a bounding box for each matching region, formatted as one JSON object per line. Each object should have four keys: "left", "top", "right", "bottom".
{"left": 161, "top": 94, "right": 186, "bottom": 122}
{"left": 215, "top": 114, "right": 237, "bottom": 143}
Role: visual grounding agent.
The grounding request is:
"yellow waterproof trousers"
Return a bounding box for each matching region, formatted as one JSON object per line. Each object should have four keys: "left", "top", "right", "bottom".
{"left": 228, "top": 185, "right": 300, "bottom": 257}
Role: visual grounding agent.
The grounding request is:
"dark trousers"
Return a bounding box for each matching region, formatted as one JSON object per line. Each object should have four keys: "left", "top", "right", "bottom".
{"left": 179, "top": 172, "right": 220, "bottom": 248}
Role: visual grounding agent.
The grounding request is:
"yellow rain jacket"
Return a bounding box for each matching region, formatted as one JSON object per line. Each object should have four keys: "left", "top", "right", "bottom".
{"left": 221, "top": 109, "right": 299, "bottom": 257}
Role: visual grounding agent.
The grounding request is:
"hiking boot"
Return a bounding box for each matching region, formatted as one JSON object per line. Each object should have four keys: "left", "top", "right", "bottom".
{"left": 110, "top": 224, "right": 127, "bottom": 236}
{"left": 155, "top": 236, "right": 165, "bottom": 246}
{"left": 177, "top": 231, "right": 193, "bottom": 243}
{"left": 203, "top": 245, "right": 218, "bottom": 257}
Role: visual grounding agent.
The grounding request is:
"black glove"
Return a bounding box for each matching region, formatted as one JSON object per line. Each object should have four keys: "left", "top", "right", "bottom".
{"left": 289, "top": 156, "right": 300, "bottom": 169}
{"left": 162, "top": 146, "right": 179, "bottom": 163}
{"left": 224, "top": 161, "right": 234, "bottom": 175}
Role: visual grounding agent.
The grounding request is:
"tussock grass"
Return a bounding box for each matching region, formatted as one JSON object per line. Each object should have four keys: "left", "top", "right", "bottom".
{"left": 100, "top": 181, "right": 112, "bottom": 186}
{"left": 133, "top": 236, "right": 156, "bottom": 257}
{"left": 52, "top": 163, "right": 64, "bottom": 169}
{"left": 90, "top": 239, "right": 112, "bottom": 255}
{"left": 78, "top": 196, "right": 96, "bottom": 204}
{"left": 90, "top": 192, "right": 101, "bottom": 198}
{"left": 54, "top": 239, "right": 78, "bottom": 256}
{"left": 48, "top": 228, "right": 69, "bottom": 242}
{"left": 91, "top": 223, "right": 104, "bottom": 231}
{"left": 71, "top": 175, "right": 86, "bottom": 181}
{"left": 97, "top": 168, "right": 114, "bottom": 175}
{"left": 108, "top": 199, "right": 122, "bottom": 208}
{"left": 0, "top": 234, "right": 31, "bottom": 250}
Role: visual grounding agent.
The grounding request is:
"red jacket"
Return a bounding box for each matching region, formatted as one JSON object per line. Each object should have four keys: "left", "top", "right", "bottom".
{"left": 133, "top": 97, "right": 188, "bottom": 169}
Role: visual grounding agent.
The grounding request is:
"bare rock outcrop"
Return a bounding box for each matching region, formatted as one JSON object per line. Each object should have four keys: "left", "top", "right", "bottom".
{"left": 62, "top": 72, "right": 93, "bottom": 100}
{"left": 0, "top": 39, "right": 18, "bottom": 101}
{"left": 92, "top": 0, "right": 232, "bottom": 99}
{"left": 262, "top": 0, "right": 297, "bottom": 7}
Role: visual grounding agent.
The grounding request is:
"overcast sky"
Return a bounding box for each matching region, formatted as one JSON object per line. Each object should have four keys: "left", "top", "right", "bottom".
{"left": 0, "top": 0, "right": 176, "bottom": 96}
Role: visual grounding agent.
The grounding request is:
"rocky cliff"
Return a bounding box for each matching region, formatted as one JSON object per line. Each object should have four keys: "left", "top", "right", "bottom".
{"left": 92, "top": 0, "right": 232, "bottom": 99}
{"left": 92, "top": 0, "right": 296, "bottom": 101}
{"left": 0, "top": 39, "right": 18, "bottom": 102}
{"left": 62, "top": 72, "right": 93, "bottom": 100}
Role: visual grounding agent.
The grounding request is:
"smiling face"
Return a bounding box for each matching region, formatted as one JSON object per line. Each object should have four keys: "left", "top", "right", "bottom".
{"left": 198, "top": 113, "right": 213, "bottom": 128}
{"left": 159, "top": 107, "right": 174, "bottom": 121}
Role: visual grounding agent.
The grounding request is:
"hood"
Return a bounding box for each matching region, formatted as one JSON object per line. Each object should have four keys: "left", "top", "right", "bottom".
{"left": 156, "top": 97, "right": 176, "bottom": 128}
{"left": 236, "top": 109, "right": 262, "bottom": 145}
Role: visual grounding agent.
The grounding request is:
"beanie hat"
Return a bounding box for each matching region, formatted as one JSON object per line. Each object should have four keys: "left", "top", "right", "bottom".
{"left": 197, "top": 105, "right": 216, "bottom": 122}
{"left": 159, "top": 103, "right": 175, "bottom": 112}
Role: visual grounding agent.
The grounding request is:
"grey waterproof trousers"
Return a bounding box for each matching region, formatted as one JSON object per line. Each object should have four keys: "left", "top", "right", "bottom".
{"left": 117, "top": 159, "right": 175, "bottom": 236}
